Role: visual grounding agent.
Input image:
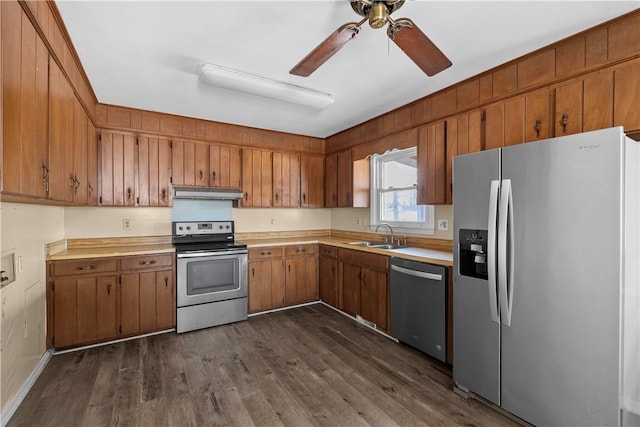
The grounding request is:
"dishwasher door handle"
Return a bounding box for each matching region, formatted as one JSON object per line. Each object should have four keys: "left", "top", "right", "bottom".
{"left": 391, "top": 265, "right": 442, "bottom": 281}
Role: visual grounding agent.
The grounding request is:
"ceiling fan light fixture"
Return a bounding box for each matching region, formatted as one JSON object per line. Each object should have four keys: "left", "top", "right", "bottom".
{"left": 199, "top": 64, "right": 334, "bottom": 109}
{"left": 369, "top": 3, "right": 389, "bottom": 29}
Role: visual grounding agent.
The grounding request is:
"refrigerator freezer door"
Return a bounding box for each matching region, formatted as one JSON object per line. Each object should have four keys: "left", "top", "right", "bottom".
{"left": 453, "top": 148, "right": 501, "bottom": 405}
{"left": 500, "top": 128, "right": 623, "bottom": 426}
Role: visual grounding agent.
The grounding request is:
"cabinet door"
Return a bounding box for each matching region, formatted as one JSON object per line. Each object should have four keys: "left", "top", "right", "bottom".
{"left": 139, "top": 271, "right": 157, "bottom": 332}
{"left": 614, "top": 59, "right": 640, "bottom": 133}
{"left": 156, "top": 270, "right": 175, "bottom": 330}
{"left": 120, "top": 273, "right": 140, "bottom": 336}
{"left": 417, "top": 121, "right": 446, "bottom": 205}
{"left": 447, "top": 111, "right": 483, "bottom": 204}
{"left": 341, "top": 262, "right": 361, "bottom": 316}
{"left": 52, "top": 278, "right": 78, "bottom": 348}
{"left": 96, "top": 276, "right": 118, "bottom": 340}
{"left": 72, "top": 96, "right": 88, "bottom": 204}
{"left": 524, "top": 89, "right": 551, "bottom": 142}
{"left": 48, "top": 60, "right": 71, "bottom": 201}
{"left": 319, "top": 255, "right": 338, "bottom": 307}
{"left": 177, "top": 141, "right": 209, "bottom": 187}
{"left": 583, "top": 69, "right": 613, "bottom": 132}
{"left": 286, "top": 255, "right": 318, "bottom": 305}
{"left": 99, "top": 131, "right": 136, "bottom": 206}
{"left": 248, "top": 259, "right": 284, "bottom": 312}
{"left": 555, "top": 80, "right": 583, "bottom": 136}
{"left": 241, "top": 149, "right": 272, "bottom": 207}
{"left": 76, "top": 277, "right": 97, "bottom": 343}
{"left": 337, "top": 150, "right": 353, "bottom": 207}
{"left": 138, "top": 137, "right": 172, "bottom": 206}
{"left": 210, "top": 145, "right": 242, "bottom": 189}
{"left": 360, "top": 268, "right": 389, "bottom": 331}
{"left": 272, "top": 152, "right": 300, "bottom": 207}
{"left": 86, "top": 121, "right": 98, "bottom": 205}
{"left": 324, "top": 153, "right": 338, "bottom": 208}
{"left": 301, "top": 155, "right": 324, "bottom": 208}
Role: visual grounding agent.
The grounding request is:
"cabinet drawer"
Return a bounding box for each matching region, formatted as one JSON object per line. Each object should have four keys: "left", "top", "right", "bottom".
{"left": 120, "top": 254, "right": 174, "bottom": 271}
{"left": 319, "top": 245, "right": 337, "bottom": 258}
{"left": 52, "top": 258, "right": 118, "bottom": 277}
{"left": 285, "top": 244, "right": 317, "bottom": 257}
{"left": 338, "top": 248, "right": 389, "bottom": 271}
{"left": 249, "top": 247, "right": 284, "bottom": 260}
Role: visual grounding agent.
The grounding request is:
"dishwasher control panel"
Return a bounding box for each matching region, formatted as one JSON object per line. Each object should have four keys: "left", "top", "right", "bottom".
{"left": 458, "top": 229, "right": 488, "bottom": 280}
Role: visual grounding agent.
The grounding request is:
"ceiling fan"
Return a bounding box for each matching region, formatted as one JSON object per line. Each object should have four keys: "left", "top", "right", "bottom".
{"left": 290, "top": 0, "right": 452, "bottom": 78}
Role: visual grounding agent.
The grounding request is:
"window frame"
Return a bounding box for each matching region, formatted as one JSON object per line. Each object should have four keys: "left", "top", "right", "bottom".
{"left": 369, "top": 147, "right": 435, "bottom": 235}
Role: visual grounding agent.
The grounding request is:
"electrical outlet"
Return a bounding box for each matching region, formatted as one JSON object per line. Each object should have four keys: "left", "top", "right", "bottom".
{"left": 438, "top": 219, "right": 449, "bottom": 231}
{"left": 357, "top": 217, "right": 362, "bottom": 225}
{"left": 123, "top": 219, "right": 132, "bottom": 230}
{"left": 270, "top": 218, "right": 275, "bottom": 225}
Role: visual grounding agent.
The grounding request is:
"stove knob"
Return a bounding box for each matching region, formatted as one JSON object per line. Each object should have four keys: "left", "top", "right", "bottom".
{"left": 178, "top": 226, "right": 183, "bottom": 231}
{"left": 219, "top": 225, "right": 223, "bottom": 229}
{"left": 226, "top": 225, "right": 230, "bottom": 229}
{"left": 186, "top": 226, "right": 191, "bottom": 231}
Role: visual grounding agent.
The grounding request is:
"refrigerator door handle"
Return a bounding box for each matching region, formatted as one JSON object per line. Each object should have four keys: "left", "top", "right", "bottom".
{"left": 498, "top": 179, "right": 514, "bottom": 327}
{"left": 487, "top": 180, "right": 500, "bottom": 323}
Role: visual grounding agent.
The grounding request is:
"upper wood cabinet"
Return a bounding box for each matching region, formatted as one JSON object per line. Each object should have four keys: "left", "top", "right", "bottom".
{"left": 171, "top": 140, "right": 209, "bottom": 187}
{"left": 86, "top": 121, "right": 99, "bottom": 205}
{"left": 137, "top": 137, "right": 172, "bottom": 206}
{"left": 337, "top": 150, "right": 353, "bottom": 207}
{"left": 272, "top": 152, "right": 300, "bottom": 207}
{"left": 613, "top": 58, "right": 640, "bottom": 134}
{"left": 324, "top": 153, "right": 338, "bottom": 208}
{"left": 99, "top": 131, "right": 136, "bottom": 206}
{"left": 209, "top": 144, "right": 241, "bottom": 189}
{"left": 300, "top": 154, "right": 324, "bottom": 208}
{"left": 241, "top": 148, "right": 272, "bottom": 207}
{"left": 1, "top": 2, "right": 49, "bottom": 199}
{"left": 417, "top": 121, "right": 446, "bottom": 205}
{"left": 445, "top": 111, "right": 484, "bottom": 204}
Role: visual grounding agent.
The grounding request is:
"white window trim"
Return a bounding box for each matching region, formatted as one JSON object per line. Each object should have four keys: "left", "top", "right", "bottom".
{"left": 369, "top": 147, "right": 435, "bottom": 235}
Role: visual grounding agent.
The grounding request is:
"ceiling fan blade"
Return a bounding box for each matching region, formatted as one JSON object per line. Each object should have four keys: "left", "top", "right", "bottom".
{"left": 388, "top": 18, "right": 452, "bottom": 76}
{"left": 290, "top": 22, "right": 360, "bottom": 77}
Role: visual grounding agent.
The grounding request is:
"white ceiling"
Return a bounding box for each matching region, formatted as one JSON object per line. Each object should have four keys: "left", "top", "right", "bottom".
{"left": 56, "top": 1, "right": 639, "bottom": 139}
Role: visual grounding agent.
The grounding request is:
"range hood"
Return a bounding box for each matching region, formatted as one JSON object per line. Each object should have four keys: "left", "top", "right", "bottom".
{"left": 173, "top": 187, "right": 243, "bottom": 200}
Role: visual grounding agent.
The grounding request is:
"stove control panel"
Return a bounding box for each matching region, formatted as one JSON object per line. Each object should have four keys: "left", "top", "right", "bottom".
{"left": 173, "top": 221, "right": 234, "bottom": 236}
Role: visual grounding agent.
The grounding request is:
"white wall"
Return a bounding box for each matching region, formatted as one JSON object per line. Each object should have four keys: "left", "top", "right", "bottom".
{"left": 64, "top": 206, "right": 172, "bottom": 238}
{"left": 233, "top": 208, "right": 331, "bottom": 233}
{"left": 0, "top": 203, "right": 64, "bottom": 410}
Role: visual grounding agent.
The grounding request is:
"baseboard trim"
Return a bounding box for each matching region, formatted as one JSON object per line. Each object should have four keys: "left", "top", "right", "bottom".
{"left": 248, "top": 300, "right": 319, "bottom": 317}
{"left": 1, "top": 349, "right": 52, "bottom": 427}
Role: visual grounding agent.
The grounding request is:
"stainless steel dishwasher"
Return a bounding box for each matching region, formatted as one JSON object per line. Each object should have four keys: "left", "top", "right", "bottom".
{"left": 390, "top": 257, "right": 447, "bottom": 362}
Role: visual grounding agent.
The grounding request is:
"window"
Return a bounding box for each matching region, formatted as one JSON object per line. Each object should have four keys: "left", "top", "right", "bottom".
{"left": 370, "top": 147, "right": 434, "bottom": 234}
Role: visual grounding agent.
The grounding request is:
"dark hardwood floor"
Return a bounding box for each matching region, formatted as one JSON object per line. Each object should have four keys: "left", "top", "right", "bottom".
{"left": 9, "top": 304, "right": 519, "bottom": 426}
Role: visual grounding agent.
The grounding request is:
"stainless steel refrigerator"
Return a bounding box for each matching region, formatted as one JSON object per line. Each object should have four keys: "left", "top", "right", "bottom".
{"left": 453, "top": 127, "right": 639, "bottom": 426}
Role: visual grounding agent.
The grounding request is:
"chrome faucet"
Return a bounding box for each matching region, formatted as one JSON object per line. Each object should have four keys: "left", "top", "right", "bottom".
{"left": 375, "top": 223, "right": 394, "bottom": 245}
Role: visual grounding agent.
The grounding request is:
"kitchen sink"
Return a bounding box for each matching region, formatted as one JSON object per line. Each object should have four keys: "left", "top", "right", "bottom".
{"left": 347, "top": 241, "right": 401, "bottom": 250}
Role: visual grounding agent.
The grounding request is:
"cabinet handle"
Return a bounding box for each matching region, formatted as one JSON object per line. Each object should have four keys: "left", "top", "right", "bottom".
{"left": 76, "top": 265, "right": 96, "bottom": 271}
{"left": 199, "top": 170, "right": 203, "bottom": 180}
{"left": 346, "top": 192, "right": 350, "bottom": 204}
{"left": 139, "top": 260, "right": 157, "bottom": 265}
{"left": 260, "top": 251, "right": 271, "bottom": 256}
{"left": 106, "top": 283, "right": 111, "bottom": 295}
{"left": 211, "top": 171, "right": 216, "bottom": 182}
{"left": 127, "top": 187, "right": 133, "bottom": 200}
{"left": 535, "top": 119, "right": 542, "bottom": 137}
{"left": 244, "top": 192, "right": 248, "bottom": 201}
{"left": 302, "top": 193, "right": 306, "bottom": 203}
{"left": 164, "top": 277, "right": 168, "bottom": 287}
{"left": 288, "top": 264, "right": 291, "bottom": 273}
{"left": 275, "top": 193, "right": 279, "bottom": 202}
{"left": 252, "top": 268, "right": 255, "bottom": 278}
{"left": 332, "top": 193, "right": 336, "bottom": 203}
{"left": 42, "top": 162, "right": 50, "bottom": 192}
{"left": 75, "top": 176, "right": 80, "bottom": 191}
{"left": 88, "top": 183, "right": 93, "bottom": 196}
{"left": 161, "top": 188, "right": 167, "bottom": 200}
{"left": 560, "top": 113, "right": 569, "bottom": 133}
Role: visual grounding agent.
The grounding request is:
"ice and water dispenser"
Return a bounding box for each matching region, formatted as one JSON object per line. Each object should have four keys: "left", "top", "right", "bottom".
{"left": 458, "top": 229, "right": 488, "bottom": 279}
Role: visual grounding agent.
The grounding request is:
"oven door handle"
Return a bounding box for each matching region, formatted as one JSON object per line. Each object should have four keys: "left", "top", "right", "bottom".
{"left": 177, "top": 249, "right": 248, "bottom": 258}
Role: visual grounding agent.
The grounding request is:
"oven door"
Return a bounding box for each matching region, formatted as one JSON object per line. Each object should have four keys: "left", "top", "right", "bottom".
{"left": 176, "top": 250, "right": 248, "bottom": 307}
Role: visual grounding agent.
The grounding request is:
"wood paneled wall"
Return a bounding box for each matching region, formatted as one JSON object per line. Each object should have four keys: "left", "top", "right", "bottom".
{"left": 326, "top": 10, "right": 640, "bottom": 154}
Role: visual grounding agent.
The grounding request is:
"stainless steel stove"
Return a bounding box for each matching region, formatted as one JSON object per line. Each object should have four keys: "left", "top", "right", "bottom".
{"left": 172, "top": 220, "right": 248, "bottom": 333}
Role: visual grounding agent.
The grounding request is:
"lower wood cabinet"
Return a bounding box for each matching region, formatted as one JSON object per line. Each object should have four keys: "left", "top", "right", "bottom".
{"left": 47, "top": 253, "right": 175, "bottom": 349}
{"left": 318, "top": 245, "right": 339, "bottom": 307}
{"left": 285, "top": 245, "right": 318, "bottom": 305}
{"left": 337, "top": 248, "right": 389, "bottom": 331}
{"left": 248, "top": 247, "right": 285, "bottom": 313}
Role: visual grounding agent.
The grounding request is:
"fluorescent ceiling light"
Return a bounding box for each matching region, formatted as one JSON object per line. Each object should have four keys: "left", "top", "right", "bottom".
{"left": 199, "top": 64, "right": 334, "bottom": 110}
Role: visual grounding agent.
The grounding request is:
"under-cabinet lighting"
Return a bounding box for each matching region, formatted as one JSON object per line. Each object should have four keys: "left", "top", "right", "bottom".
{"left": 198, "top": 64, "right": 334, "bottom": 110}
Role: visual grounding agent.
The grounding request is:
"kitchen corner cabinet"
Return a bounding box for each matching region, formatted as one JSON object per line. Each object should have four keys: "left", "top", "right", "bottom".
{"left": 241, "top": 148, "right": 273, "bottom": 207}
{"left": 248, "top": 247, "right": 285, "bottom": 313}
{"left": 47, "top": 253, "right": 175, "bottom": 349}
{"left": 417, "top": 121, "right": 447, "bottom": 205}
{"left": 318, "top": 245, "right": 339, "bottom": 308}
{"left": 272, "top": 152, "right": 300, "bottom": 207}
{"left": 285, "top": 244, "right": 318, "bottom": 305}
{"left": 338, "top": 248, "right": 389, "bottom": 331}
